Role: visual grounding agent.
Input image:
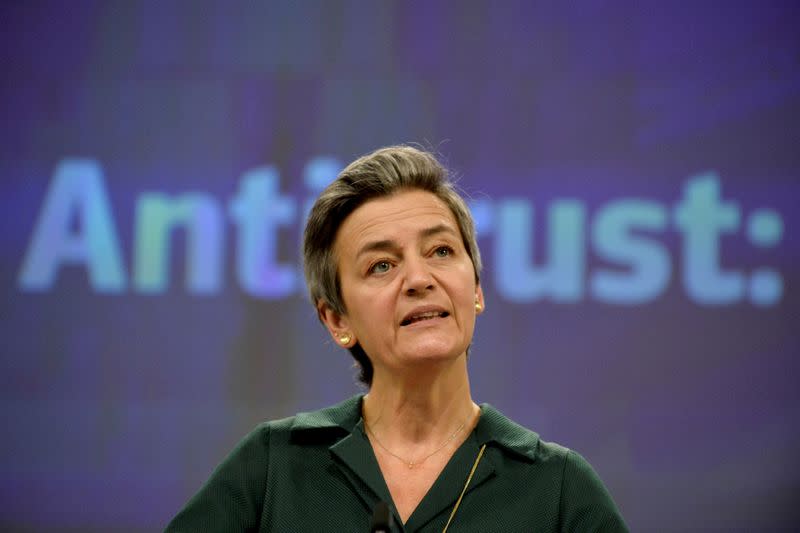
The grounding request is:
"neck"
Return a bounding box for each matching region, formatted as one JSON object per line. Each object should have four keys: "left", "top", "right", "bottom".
{"left": 363, "top": 356, "right": 477, "bottom": 445}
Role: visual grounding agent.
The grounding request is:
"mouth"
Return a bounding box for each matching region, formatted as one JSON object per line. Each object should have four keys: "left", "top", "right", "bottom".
{"left": 400, "top": 310, "right": 450, "bottom": 326}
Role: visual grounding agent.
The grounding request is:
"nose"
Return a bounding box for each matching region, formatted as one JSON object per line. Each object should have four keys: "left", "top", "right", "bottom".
{"left": 403, "top": 255, "right": 434, "bottom": 296}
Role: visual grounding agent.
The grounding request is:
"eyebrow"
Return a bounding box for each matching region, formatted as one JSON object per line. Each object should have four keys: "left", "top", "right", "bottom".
{"left": 355, "top": 224, "right": 458, "bottom": 259}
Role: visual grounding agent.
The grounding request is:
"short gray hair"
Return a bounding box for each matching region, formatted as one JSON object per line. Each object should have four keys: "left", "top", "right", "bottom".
{"left": 302, "top": 145, "right": 482, "bottom": 385}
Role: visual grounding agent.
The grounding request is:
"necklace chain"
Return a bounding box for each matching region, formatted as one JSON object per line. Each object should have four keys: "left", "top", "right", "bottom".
{"left": 364, "top": 418, "right": 468, "bottom": 469}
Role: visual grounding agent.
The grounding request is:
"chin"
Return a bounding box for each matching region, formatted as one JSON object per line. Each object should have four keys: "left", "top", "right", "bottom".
{"left": 401, "top": 339, "right": 467, "bottom": 364}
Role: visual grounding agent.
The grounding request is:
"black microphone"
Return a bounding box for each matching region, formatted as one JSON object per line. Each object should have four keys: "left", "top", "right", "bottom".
{"left": 370, "top": 500, "right": 392, "bottom": 533}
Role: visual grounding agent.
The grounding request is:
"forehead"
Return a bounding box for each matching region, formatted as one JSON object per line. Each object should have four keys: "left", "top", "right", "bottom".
{"left": 335, "top": 189, "right": 459, "bottom": 253}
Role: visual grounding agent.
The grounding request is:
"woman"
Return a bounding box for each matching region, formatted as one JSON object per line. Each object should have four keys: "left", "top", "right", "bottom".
{"left": 166, "top": 146, "right": 628, "bottom": 532}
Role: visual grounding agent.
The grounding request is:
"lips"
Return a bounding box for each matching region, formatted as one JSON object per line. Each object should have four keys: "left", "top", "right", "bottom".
{"left": 400, "top": 307, "right": 450, "bottom": 326}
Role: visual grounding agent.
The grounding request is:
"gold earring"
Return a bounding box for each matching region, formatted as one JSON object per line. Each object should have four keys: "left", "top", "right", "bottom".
{"left": 338, "top": 333, "right": 351, "bottom": 345}
{"left": 475, "top": 298, "right": 483, "bottom": 312}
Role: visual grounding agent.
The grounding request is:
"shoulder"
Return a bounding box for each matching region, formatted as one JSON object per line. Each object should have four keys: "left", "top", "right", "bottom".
{"left": 165, "top": 396, "right": 363, "bottom": 532}
{"left": 477, "top": 406, "right": 628, "bottom": 531}
{"left": 557, "top": 446, "right": 629, "bottom": 531}
{"left": 164, "top": 421, "right": 272, "bottom": 532}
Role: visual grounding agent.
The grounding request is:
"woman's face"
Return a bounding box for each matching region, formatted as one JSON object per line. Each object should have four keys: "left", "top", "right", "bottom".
{"left": 320, "top": 189, "right": 484, "bottom": 376}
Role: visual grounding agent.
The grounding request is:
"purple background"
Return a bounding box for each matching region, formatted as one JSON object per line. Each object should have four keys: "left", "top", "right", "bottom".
{"left": 1, "top": 2, "right": 799, "bottom": 531}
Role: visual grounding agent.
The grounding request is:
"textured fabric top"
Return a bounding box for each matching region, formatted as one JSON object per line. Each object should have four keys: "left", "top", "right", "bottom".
{"left": 165, "top": 395, "right": 628, "bottom": 532}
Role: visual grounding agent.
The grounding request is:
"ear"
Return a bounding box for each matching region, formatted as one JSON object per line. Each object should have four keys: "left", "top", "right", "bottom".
{"left": 318, "top": 300, "right": 356, "bottom": 348}
{"left": 475, "top": 284, "right": 486, "bottom": 315}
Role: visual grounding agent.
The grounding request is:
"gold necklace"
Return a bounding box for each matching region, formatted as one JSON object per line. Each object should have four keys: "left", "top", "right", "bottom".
{"left": 364, "top": 418, "right": 468, "bottom": 469}
{"left": 442, "top": 443, "right": 487, "bottom": 533}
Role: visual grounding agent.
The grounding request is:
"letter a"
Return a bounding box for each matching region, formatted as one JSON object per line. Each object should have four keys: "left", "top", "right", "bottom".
{"left": 18, "top": 159, "right": 126, "bottom": 292}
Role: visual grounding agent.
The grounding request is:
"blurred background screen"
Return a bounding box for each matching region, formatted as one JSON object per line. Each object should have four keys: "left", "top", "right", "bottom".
{"left": 1, "top": 2, "right": 798, "bottom": 531}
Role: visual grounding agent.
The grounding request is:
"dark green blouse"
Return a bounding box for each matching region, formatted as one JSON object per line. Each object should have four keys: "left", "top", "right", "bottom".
{"left": 165, "top": 395, "right": 627, "bottom": 532}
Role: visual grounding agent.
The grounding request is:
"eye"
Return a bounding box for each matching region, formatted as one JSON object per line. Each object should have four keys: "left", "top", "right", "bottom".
{"left": 369, "top": 260, "right": 392, "bottom": 274}
{"left": 434, "top": 245, "right": 453, "bottom": 258}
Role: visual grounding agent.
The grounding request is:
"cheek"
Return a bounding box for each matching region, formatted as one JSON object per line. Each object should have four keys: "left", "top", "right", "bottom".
{"left": 347, "top": 289, "right": 394, "bottom": 330}
{"left": 456, "top": 276, "right": 478, "bottom": 307}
